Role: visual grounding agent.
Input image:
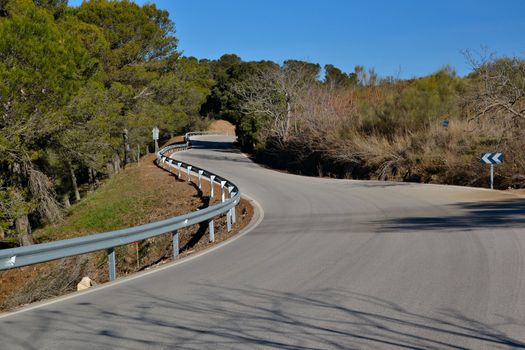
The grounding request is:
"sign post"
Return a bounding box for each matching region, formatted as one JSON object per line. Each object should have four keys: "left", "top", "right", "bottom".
{"left": 481, "top": 152, "right": 504, "bottom": 189}
{"left": 152, "top": 127, "right": 160, "bottom": 153}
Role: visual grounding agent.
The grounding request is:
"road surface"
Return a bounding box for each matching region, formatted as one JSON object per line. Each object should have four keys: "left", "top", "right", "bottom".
{"left": 1, "top": 136, "right": 525, "bottom": 349}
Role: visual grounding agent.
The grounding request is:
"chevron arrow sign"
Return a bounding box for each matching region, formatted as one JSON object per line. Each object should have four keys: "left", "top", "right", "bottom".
{"left": 481, "top": 153, "right": 504, "bottom": 165}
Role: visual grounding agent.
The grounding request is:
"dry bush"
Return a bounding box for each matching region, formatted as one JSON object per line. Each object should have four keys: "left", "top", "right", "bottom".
{"left": 0, "top": 256, "right": 95, "bottom": 310}
{"left": 241, "top": 58, "right": 524, "bottom": 188}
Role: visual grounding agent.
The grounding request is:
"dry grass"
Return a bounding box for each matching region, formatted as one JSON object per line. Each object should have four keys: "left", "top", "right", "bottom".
{"left": 278, "top": 107, "right": 523, "bottom": 189}
{"left": 245, "top": 65, "right": 524, "bottom": 189}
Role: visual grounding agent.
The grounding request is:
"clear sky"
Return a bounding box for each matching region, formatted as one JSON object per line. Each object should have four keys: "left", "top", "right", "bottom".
{"left": 68, "top": 0, "right": 525, "bottom": 79}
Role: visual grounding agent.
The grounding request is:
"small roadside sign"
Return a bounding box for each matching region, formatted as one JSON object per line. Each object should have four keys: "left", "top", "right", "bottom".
{"left": 442, "top": 120, "right": 449, "bottom": 128}
{"left": 481, "top": 153, "right": 504, "bottom": 165}
{"left": 481, "top": 152, "right": 504, "bottom": 189}
{"left": 152, "top": 127, "right": 160, "bottom": 140}
{"left": 152, "top": 127, "right": 160, "bottom": 153}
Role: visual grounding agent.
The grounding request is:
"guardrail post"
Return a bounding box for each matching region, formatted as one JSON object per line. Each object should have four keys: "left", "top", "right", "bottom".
{"left": 107, "top": 248, "right": 116, "bottom": 281}
{"left": 210, "top": 175, "right": 215, "bottom": 198}
{"left": 208, "top": 219, "right": 215, "bottom": 242}
{"left": 172, "top": 230, "right": 179, "bottom": 258}
{"left": 177, "top": 162, "right": 182, "bottom": 178}
{"left": 198, "top": 170, "right": 203, "bottom": 189}
{"left": 187, "top": 165, "right": 192, "bottom": 182}
{"left": 226, "top": 210, "right": 232, "bottom": 232}
{"left": 167, "top": 159, "right": 173, "bottom": 173}
{"left": 229, "top": 187, "right": 236, "bottom": 224}
{"left": 220, "top": 181, "right": 226, "bottom": 203}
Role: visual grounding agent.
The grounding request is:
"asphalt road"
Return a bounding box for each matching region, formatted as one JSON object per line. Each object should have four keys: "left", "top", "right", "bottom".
{"left": 1, "top": 136, "right": 525, "bottom": 349}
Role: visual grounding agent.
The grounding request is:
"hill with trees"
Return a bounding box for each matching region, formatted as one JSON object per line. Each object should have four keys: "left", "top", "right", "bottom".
{"left": 1, "top": 0, "right": 524, "bottom": 248}
{"left": 0, "top": 0, "right": 211, "bottom": 246}
{"left": 202, "top": 54, "right": 524, "bottom": 190}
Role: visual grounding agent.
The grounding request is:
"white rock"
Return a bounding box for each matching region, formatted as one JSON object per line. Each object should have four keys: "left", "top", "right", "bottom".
{"left": 77, "top": 276, "right": 93, "bottom": 291}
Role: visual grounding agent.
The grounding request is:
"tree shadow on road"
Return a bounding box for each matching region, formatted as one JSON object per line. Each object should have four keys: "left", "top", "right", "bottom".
{"left": 190, "top": 140, "right": 236, "bottom": 151}
{"left": 378, "top": 199, "right": 525, "bottom": 232}
{"left": 2, "top": 283, "right": 524, "bottom": 349}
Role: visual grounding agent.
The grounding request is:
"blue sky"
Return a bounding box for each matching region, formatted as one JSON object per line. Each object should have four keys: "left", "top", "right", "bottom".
{"left": 68, "top": 0, "right": 525, "bottom": 79}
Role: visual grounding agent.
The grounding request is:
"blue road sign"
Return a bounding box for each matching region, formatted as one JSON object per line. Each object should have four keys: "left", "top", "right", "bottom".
{"left": 442, "top": 120, "right": 449, "bottom": 128}
{"left": 481, "top": 153, "right": 504, "bottom": 165}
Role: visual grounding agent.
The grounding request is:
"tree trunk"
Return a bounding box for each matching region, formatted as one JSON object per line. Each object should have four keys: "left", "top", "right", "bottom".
{"left": 106, "top": 161, "right": 114, "bottom": 178}
{"left": 106, "top": 153, "right": 121, "bottom": 178}
{"left": 88, "top": 167, "right": 95, "bottom": 190}
{"left": 93, "top": 168, "right": 99, "bottom": 185}
{"left": 284, "top": 93, "right": 292, "bottom": 142}
{"left": 112, "top": 153, "right": 121, "bottom": 175}
{"left": 88, "top": 167, "right": 99, "bottom": 189}
{"left": 123, "top": 128, "right": 131, "bottom": 167}
{"left": 67, "top": 160, "right": 81, "bottom": 202}
{"left": 62, "top": 194, "right": 71, "bottom": 209}
{"left": 15, "top": 214, "right": 33, "bottom": 246}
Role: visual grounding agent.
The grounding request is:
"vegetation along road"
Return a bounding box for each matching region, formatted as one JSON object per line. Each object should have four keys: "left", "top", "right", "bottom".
{"left": 1, "top": 135, "right": 524, "bottom": 349}
{"left": 1, "top": 1, "right": 524, "bottom": 348}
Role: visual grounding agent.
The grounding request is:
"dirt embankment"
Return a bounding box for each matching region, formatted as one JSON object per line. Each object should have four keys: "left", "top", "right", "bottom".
{"left": 0, "top": 129, "right": 253, "bottom": 312}
{"left": 207, "top": 119, "right": 236, "bottom": 135}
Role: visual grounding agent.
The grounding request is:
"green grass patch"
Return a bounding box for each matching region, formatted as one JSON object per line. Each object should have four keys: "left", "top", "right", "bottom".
{"left": 34, "top": 168, "right": 156, "bottom": 242}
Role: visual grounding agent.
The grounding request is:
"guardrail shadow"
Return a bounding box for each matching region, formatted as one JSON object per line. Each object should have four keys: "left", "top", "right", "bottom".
{"left": 3, "top": 284, "right": 524, "bottom": 349}
{"left": 378, "top": 199, "right": 525, "bottom": 232}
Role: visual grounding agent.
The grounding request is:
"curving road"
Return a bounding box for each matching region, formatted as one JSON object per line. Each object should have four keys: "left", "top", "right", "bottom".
{"left": 1, "top": 136, "right": 525, "bottom": 349}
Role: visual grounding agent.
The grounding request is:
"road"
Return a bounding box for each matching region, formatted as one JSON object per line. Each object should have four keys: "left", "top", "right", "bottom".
{"left": 1, "top": 135, "right": 525, "bottom": 349}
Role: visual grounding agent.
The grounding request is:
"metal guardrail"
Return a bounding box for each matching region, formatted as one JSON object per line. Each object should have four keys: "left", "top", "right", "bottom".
{"left": 0, "top": 132, "right": 240, "bottom": 281}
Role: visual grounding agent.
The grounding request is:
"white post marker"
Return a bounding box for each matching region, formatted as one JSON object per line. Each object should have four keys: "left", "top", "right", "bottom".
{"left": 229, "top": 186, "right": 236, "bottom": 224}
{"left": 177, "top": 162, "right": 182, "bottom": 178}
{"left": 222, "top": 181, "right": 231, "bottom": 231}
{"left": 187, "top": 165, "right": 192, "bottom": 182}
{"left": 167, "top": 159, "right": 173, "bottom": 173}
{"left": 198, "top": 170, "right": 203, "bottom": 189}
{"left": 220, "top": 181, "right": 226, "bottom": 203}
{"left": 152, "top": 126, "right": 160, "bottom": 153}
{"left": 210, "top": 175, "right": 216, "bottom": 198}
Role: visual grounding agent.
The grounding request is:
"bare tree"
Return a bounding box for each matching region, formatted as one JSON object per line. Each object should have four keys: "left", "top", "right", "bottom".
{"left": 464, "top": 50, "right": 525, "bottom": 127}
{"left": 234, "top": 61, "right": 320, "bottom": 148}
